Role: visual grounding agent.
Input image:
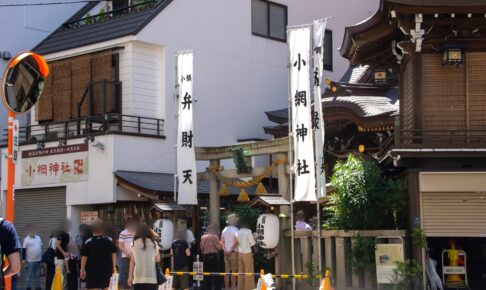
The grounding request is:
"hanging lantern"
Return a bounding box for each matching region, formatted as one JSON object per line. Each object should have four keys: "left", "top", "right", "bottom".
{"left": 255, "top": 182, "right": 267, "bottom": 195}
{"left": 256, "top": 214, "right": 280, "bottom": 249}
{"left": 373, "top": 67, "right": 388, "bottom": 86}
{"left": 152, "top": 219, "right": 174, "bottom": 250}
{"left": 441, "top": 43, "right": 465, "bottom": 65}
{"left": 237, "top": 189, "right": 250, "bottom": 203}
{"left": 219, "top": 183, "right": 230, "bottom": 197}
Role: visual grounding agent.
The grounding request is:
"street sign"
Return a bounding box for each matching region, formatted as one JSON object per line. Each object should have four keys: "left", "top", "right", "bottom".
{"left": 12, "top": 119, "right": 18, "bottom": 164}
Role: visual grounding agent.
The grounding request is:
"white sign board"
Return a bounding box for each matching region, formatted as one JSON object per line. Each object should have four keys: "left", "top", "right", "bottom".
{"left": 288, "top": 25, "right": 316, "bottom": 202}
{"left": 375, "top": 242, "right": 404, "bottom": 284}
{"left": 12, "top": 119, "right": 19, "bottom": 164}
{"left": 21, "top": 144, "right": 89, "bottom": 186}
{"left": 193, "top": 261, "right": 203, "bottom": 281}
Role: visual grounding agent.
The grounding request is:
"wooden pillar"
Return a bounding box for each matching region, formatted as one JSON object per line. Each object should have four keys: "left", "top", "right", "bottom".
{"left": 335, "top": 237, "right": 346, "bottom": 290}
{"left": 324, "top": 236, "right": 336, "bottom": 278}
{"left": 209, "top": 159, "right": 220, "bottom": 230}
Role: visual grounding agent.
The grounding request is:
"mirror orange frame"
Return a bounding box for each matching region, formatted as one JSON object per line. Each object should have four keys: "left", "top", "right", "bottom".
{"left": 2, "top": 50, "right": 49, "bottom": 113}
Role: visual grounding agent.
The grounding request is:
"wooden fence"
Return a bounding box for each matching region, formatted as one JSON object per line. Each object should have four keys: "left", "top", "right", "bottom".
{"left": 283, "top": 229, "right": 408, "bottom": 290}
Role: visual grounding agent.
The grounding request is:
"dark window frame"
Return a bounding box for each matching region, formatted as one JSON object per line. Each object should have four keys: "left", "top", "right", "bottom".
{"left": 251, "top": 0, "right": 288, "bottom": 43}
{"left": 324, "top": 29, "right": 333, "bottom": 71}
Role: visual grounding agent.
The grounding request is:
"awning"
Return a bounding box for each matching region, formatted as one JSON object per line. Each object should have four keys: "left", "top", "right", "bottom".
{"left": 151, "top": 203, "right": 186, "bottom": 212}
{"left": 248, "top": 195, "right": 291, "bottom": 207}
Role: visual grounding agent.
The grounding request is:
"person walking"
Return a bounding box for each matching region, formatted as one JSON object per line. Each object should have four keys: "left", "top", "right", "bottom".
{"left": 235, "top": 220, "right": 256, "bottom": 290}
{"left": 118, "top": 218, "right": 137, "bottom": 290}
{"left": 0, "top": 218, "right": 22, "bottom": 290}
{"left": 45, "top": 230, "right": 59, "bottom": 290}
{"left": 55, "top": 220, "right": 72, "bottom": 290}
{"left": 170, "top": 231, "right": 191, "bottom": 290}
{"left": 80, "top": 220, "right": 117, "bottom": 290}
{"left": 200, "top": 224, "right": 222, "bottom": 290}
{"left": 76, "top": 225, "right": 92, "bottom": 290}
{"left": 221, "top": 214, "right": 238, "bottom": 290}
{"left": 22, "top": 224, "right": 43, "bottom": 290}
{"left": 128, "top": 224, "right": 160, "bottom": 290}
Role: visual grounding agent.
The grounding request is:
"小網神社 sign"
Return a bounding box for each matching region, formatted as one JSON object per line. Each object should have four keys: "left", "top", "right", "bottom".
{"left": 21, "top": 144, "right": 89, "bottom": 186}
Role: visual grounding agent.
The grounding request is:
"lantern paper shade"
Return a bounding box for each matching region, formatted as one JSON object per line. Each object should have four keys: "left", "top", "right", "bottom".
{"left": 256, "top": 214, "right": 279, "bottom": 249}
{"left": 152, "top": 219, "right": 174, "bottom": 250}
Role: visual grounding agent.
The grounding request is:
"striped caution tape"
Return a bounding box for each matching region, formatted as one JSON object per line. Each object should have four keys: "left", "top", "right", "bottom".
{"left": 168, "top": 272, "right": 324, "bottom": 279}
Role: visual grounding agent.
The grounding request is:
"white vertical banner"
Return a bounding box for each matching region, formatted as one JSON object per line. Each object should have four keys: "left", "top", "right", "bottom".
{"left": 312, "top": 19, "right": 327, "bottom": 197}
{"left": 288, "top": 26, "right": 316, "bottom": 202}
{"left": 176, "top": 51, "right": 197, "bottom": 205}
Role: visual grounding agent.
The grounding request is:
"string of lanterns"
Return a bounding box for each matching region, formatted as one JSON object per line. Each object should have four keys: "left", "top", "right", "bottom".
{"left": 208, "top": 158, "right": 287, "bottom": 202}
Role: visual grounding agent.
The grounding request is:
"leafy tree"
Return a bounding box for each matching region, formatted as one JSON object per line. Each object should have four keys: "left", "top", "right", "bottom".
{"left": 325, "top": 154, "right": 405, "bottom": 230}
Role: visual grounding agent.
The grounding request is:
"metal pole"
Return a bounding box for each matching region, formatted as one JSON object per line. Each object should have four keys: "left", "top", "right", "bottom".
{"left": 6, "top": 111, "right": 16, "bottom": 221}
{"left": 5, "top": 111, "right": 16, "bottom": 290}
{"left": 174, "top": 53, "right": 180, "bottom": 203}
{"left": 286, "top": 58, "right": 296, "bottom": 290}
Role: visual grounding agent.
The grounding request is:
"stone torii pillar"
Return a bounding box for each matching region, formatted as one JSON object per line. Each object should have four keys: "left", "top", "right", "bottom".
{"left": 209, "top": 159, "right": 221, "bottom": 230}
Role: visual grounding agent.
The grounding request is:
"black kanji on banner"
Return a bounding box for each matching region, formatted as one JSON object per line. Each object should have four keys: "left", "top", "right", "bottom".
{"left": 182, "top": 169, "right": 193, "bottom": 184}
{"left": 293, "top": 53, "right": 307, "bottom": 71}
{"left": 294, "top": 90, "right": 307, "bottom": 107}
{"left": 297, "top": 159, "right": 310, "bottom": 176}
{"left": 295, "top": 123, "right": 308, "bottom": 142}
{"left": 181, "top": 130, "right": 193, "bottom": 148}
{"left": 182, "top": 92, "right": 192, "bottom": 110}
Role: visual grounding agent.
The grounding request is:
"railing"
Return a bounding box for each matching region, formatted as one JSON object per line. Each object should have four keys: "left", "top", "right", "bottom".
{"left": 62, "top": 1, "right": 157, "bottom": 30}
{"left": 1, "top": 113, "right": 165, "bottom": 147}
{"left": 397, "top": 129, "right": 486, "bottom": 148}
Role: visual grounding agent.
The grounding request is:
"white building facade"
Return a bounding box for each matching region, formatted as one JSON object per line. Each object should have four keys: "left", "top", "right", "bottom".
{"left": 1, "top": 0, "right": 378, "bottom": 239}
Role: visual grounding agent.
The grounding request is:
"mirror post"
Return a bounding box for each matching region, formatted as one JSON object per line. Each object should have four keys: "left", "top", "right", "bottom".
{"left": 6, "top": 110, "right": 15, "bottom": 223}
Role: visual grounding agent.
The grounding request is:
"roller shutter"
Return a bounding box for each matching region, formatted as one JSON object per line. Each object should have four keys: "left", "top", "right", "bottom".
{"left": 421, "top": 191, "right": 486, "bottom": 237}
{"left": 14, "top": 187, "right": 67, "bottom": 250}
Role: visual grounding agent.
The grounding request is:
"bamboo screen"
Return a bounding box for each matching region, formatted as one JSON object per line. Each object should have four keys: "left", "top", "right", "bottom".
{"left": 421, "top": 54, "right": 466, "bottom": 132}
{"left": 36, "top": 50, "right": 115, "bottom": 122}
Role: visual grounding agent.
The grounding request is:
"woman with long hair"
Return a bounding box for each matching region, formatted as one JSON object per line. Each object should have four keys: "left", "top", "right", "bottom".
{"left": 128, "top": 224, "right": 161, "bottom": 290}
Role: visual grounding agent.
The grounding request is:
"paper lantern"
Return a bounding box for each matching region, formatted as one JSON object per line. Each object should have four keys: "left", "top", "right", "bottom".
{"left": 256, "top": 214, "right": 279, "bottom": 249}
{"left": 152, "top": 219, "right": 174, "bottom": 250}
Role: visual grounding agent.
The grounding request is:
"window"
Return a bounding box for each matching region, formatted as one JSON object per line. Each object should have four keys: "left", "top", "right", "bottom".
{"left": 252, "top": 0, "right": 287, "bottom": 42}
{"left": 324, "top": 30, "right": 333, "bottom": 71}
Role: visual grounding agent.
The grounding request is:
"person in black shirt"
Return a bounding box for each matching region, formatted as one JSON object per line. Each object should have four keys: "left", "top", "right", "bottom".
{"left": 170, "top": 231, "right": 191, "bottom": 290}
{"left": 80, "top": 220, "right": 116, "bottom": 290}
{"left": 55, "top": 220, "right": 72, "bottom": 290}
{"left": 0, "top": 218, "right": 22, "bottom": 290}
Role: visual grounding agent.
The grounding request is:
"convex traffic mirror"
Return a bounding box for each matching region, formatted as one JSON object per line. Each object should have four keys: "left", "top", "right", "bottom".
{"left": 1, "top": 51, "right": 49, "bottom": 114}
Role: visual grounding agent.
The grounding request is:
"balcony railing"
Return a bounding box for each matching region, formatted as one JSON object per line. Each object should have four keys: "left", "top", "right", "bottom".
{"left": 396, "top": 129, "right": 486, "bottom": 148}
{"left": 1, "top": 113, "right": 165, "bottom": 147}
{"left": 62, "top": 1, "right": 157, "bottom": 30}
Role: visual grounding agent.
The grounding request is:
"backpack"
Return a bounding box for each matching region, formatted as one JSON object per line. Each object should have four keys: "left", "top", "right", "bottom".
{"left": 42, "top": 238, "right": 56, "bottom": 265}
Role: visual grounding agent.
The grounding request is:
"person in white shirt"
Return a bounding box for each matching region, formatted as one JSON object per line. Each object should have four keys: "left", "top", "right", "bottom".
{"left": 118, "top": 218, "right": 137, "bottom": 290}
{"left": 221, "top": 214, "right": 239, "bottom": 290}
{"left": 235, "top": 220, "right": 256, "bottom": 290}
{"left": 22, "top": 224, "right": 42, "bottom": 290}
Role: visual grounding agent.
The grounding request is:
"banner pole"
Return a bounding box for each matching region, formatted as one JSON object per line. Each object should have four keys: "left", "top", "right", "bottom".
{"left": 174, "top": 54, "right": 179, "bottom": 203}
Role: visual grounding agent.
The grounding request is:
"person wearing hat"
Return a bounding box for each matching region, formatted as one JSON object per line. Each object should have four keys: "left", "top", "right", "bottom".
{"left": 221, "top": 214, "right": 239, "bottom": 290}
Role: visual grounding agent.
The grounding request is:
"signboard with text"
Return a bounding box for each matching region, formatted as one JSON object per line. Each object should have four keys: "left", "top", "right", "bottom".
{"left": 81, "top": 211, "right": 98, "bottom": 225}
{"left": 21, "top": 144, "right": 89, "bottom": 186}
{"left": 375, "top": 238, "right": 404, "bottom": 284}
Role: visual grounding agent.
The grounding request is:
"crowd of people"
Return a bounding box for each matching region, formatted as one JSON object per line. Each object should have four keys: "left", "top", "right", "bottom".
{"left": 0, "top": 212, "right": 265, "bottom": 290}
